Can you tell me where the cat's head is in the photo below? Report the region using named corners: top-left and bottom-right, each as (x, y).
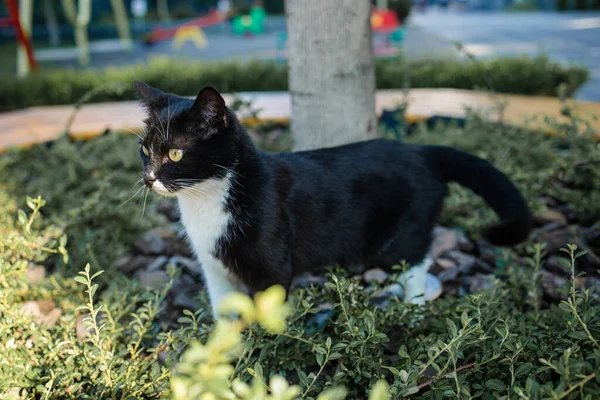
top-left (135, 81), bottom-right (239, 197)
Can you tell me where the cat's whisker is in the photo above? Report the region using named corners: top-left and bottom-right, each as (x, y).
top-left (122, 127), bottom-right (146, 141)
top-left (140, 188), bottom-right (150, 219)
top-left (120, 184), bottom-right (145, 207)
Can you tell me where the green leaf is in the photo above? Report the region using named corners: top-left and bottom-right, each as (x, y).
top-left (314, 346), bottom-right (328, 355)
top-left (486, 379), bottom-right (506, 392)
top-left (73, 276), bottom-right (88, 285)
top-left (17, 209), bottom-right (27, 226)
top-left (461, 311), bottom-right (470, 327)
top-left (515, 363), bottom-right (533, 378)
top-left (447, 318), bottom-right (458, 337)
top-left (90, 270), bottom-right (104, 280)
top-left (568, 331), bottom-right (589, 340)
top-left (26, 196), bottom-right (36, 210)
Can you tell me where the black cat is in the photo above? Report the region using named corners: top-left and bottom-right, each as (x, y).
top-left (135, 81), bottom-right (533, 317)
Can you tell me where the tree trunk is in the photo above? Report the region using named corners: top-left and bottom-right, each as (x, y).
top-left (285, 0), bottom-right (377, 151)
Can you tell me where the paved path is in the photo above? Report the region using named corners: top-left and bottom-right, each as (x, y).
top-left (1, 89), bottom-right (598, 153)
top-left (409, 11), bottom-right (600, 101)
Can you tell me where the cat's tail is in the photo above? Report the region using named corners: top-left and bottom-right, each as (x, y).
top-left (425, 145), bottom-right (533, 246)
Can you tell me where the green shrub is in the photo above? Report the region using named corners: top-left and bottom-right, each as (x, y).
top-left (0, 54), bottom-right (588, 111)
top-left (1, 107), bottom-right (599, 398)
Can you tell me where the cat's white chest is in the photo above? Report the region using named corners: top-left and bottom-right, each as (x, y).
top-left (176, 174), bottom-right (240, 317)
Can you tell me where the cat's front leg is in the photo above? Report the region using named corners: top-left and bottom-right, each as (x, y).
top-left (201, 256), bottom-right (245, 319)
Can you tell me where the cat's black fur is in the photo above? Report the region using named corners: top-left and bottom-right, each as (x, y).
top-left (135, 81), bottom-right (533, 296)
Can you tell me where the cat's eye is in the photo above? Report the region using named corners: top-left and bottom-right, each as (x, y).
top-left (142, 146), bottom-right (149, 157)
top-left (168, 149), bottom-right (183, 162)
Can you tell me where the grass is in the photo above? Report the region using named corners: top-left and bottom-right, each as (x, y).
top-left (0, 106), bottom-right (599, 398)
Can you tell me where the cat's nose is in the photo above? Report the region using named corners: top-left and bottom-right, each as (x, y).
top-left (144, 173), bottom-right (156, 188)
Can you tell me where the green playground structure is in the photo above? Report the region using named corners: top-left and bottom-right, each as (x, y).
top-left (232, 6), bottom-right (266, 36)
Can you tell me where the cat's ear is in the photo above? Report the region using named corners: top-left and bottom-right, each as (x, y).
top-left (190, 86), bottom-right (228, 128)
top-left (134, 81), bottom-right (166, 111)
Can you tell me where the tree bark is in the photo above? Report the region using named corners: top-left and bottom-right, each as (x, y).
top-left (285, 0), bottom-right (377, 151)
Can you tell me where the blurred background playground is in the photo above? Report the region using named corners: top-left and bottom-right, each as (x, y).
top-left (0, 0), bottom-right (409, 76)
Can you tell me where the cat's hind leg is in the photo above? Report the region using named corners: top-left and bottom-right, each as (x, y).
top-left (397, 255), bottom-right (434, 305)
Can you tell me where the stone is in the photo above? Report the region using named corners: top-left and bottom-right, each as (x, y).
top-left (26, 263), bottom-right (46, 284)
top-left (437, 267), bottom-right (459, 283)
top-left (146, 256), bottom-right (168, 272)
top-left (435, 258), bottom-right (457, 270)
top-left (534, 225), bottom-right (581, 254)
top-left (136, 270), bottom-right (171, 290)
top-left (157, 201), bottom-right (180, 222)
top-left (447, 250), bottom-right (494, 274)
top-left (20, 299), bottom-right (62, 328)
top-left (173, 293), bottom-right (199, 310)
top-left (172, 275), bottom-right (197, 292)
top-left (535, 209), bottom-right (567, 226)
top-left (541, 270), bottom-right (568, 301)
top-left (469, 273), bottom-right (495, 293)
top-left (431, 227), bottom-right (459, 258)
top-left (546, 256), bottom-right (571, 276)
top-left (291, 274), bottom-right (326, 289)
top-left (134, 231), bottom-right (167, 255)
top-left (585, 277), bottom-right (600, 297)
top-left (169, 256), bottom-right (203, 279)
top-left (115, 254), bottom-right (154, 275)
top-left (370, 289), bottom-right (393, 308)
top-left (363, 268), bottom-right (388, 284)
top-left (456, 230), bottom-right (475, 253)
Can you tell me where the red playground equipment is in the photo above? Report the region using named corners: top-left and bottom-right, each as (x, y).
top-left (145, 10), bottom-right (226, 44)
top-left (0, 0), bottom-right (38, 71)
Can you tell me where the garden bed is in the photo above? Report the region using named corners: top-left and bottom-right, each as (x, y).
top-left (1, 112), bottom-right (599, 398)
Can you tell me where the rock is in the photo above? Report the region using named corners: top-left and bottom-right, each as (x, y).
top-left (115, 255), bottom-right (155, 275)
top-left (310, 302), bottom-right (335, 329)
top-left (147, 256), bottom-right (168, 272)
top-left (370, 289), bottom-right (394, 308)
top-left (135, 270), bottom-right (171, 290)
top-left (546, 256), bottom-right (571, 276)
top-left (534, 225), bottom-right (581, 254)
top-left (585, 277), bottom-right (600, 297)
top-left (291, 274), bottom-right (327, 289)
top-left (135, 230), bottom-right (168, 255)
top-left (170, 256), bottom-right (204, 280)
top-left (76, 314), bottom-right (90, 340)
top-left (435, 258), bottom-right (457, 270)
top-left (26, 263), bottom-right (46, 284)
top-left (172, 275), bottom-right (197, 292)
top-left (157, 201), bottom-right (180, 222)
top-left (477, 242), bottom-right (497, 266)
top-left (173, 293), bottom-right (199, 311)
top-left (535, 209), bottom-right (567, 226)
top-left (469, 274), bottom-right (495, 293)
top-left (456, 230), bottom-right (475, 253)
top-left (20, 300), bottom-right (62, 328)
top-left (437, 267), bottom-right (459, 283)
top-left (431, 227), bottom-right (459, 258)
top-left (447, 251), bottom-right (494, 274)
top-left (363, 268), bottom-right (388, 284)
top-left (541, 270), bottom-right (568, 301)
